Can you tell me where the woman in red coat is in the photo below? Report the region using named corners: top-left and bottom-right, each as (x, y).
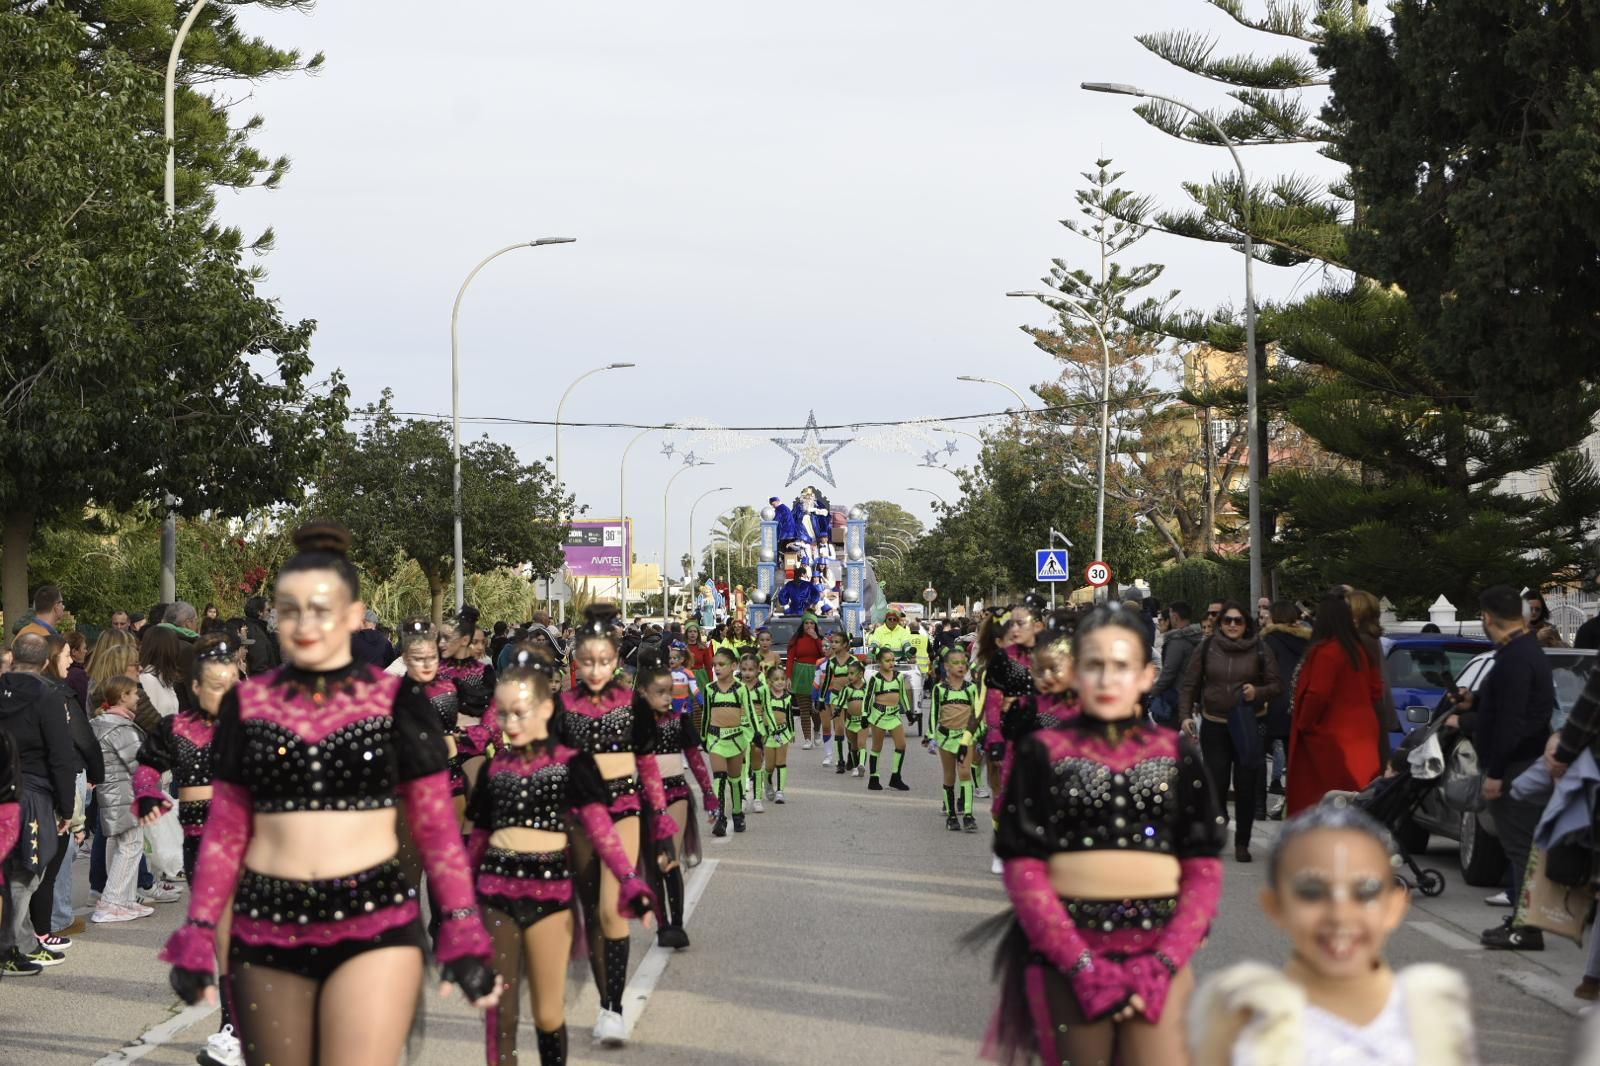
top-left (786, 616), bottom-right (827, 750)
top-left (1287, 590), bottom-right (1386, 816)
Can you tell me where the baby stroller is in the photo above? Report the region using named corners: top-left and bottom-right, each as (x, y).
top-left (1346, 705), bottom-right (1455, 898)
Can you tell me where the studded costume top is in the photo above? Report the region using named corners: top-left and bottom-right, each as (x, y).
top-left (995, 717), bottom-right (1224, 861)
top-left (439, 657), bottom-right (495, 721)
top-left (466, 742), bottom-right (611, 834)
top-left (553, 682), bottom-right (679, 842)
top-left (137, 712), bottom-right (217, 792)
top-left (1001, 692), bottom-right (1080, 744)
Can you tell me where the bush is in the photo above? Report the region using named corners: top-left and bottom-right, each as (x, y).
top-left (1149, 556), bottom-right (1249, 612)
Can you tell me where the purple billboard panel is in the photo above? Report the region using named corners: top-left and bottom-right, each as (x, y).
top-left (563, 519), bottom-right (631, 578)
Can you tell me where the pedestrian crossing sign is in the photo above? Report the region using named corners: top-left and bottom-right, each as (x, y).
top-left (1036, 549), bottom-right (1069, 582)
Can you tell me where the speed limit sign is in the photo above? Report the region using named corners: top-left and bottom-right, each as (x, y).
top-left (1085, 561), bottom-right (1113, 588)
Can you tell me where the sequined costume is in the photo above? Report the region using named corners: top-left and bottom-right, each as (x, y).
top-left (644, 699), bottom-right (718, 945)
top-left (420, 676), bottom-right (466, 795)
top-left (159, 663), bottom-right (494, 1042)
top-left (441, 657), bottom-right (496, 788)
top-left (981, 717), bottom-right (1225, 1064)
top-left (132, 710), bottom-right (217, 879)
top-left (931, 680), bottom-right (980, 822)
top-left (466, 742), bottom-right (653, 1066)
top-left (981, 643), bottom-right (1035, 763)
top-left (551, 681), bottom-right (679, 1026)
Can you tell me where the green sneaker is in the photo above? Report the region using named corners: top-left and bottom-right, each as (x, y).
top-left (1, 951), bottom-right (43, 976)
top-left (24, 945), bottom-right (66, 968)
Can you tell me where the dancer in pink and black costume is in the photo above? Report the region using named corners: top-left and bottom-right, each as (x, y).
top-left (441, 605), bottom-right (496, 802)
top-left (159, 522), bottom-right (499, 1066)
top-left (552, 605), bottom-right (679, 1046)
top-left (469, 648), bottom-right (654, 1063)
top-left (636, 653), bottom-right (719, 950)
top-left (973, 604), bottom-right (1225, 1066)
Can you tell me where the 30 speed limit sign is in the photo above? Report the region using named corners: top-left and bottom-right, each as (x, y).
top-left (1085, 561), bottom-right (1113, 588)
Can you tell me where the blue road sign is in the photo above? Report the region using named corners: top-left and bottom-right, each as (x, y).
top-left (1036, 549), bottom-right (1070, 582)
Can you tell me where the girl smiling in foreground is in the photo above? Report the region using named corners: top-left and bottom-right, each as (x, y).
top-left (1188, 804), bottom-right (1476, 1066)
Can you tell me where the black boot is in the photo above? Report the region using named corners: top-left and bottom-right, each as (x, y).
top-left (602, 936), bottom-right (629, 1013)
top-left (657, 867), bottom-right (690, 949)
top-left (535, 1025), bottom-right (568, 1066)
top-left (732, 813), bottom-right (746, 833)
top-left (889, 774), bottom-right (910, 791)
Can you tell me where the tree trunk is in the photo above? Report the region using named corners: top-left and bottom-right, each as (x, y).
top-left (427, 573), bottom-right (445, 626)
top-left (2, 509), bottom-right (33, 633)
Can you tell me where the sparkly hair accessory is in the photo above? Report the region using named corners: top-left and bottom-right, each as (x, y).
top-left (196, 640), bottom-right (236, 663)
top-left (507, 647), bottom-right (556, 677)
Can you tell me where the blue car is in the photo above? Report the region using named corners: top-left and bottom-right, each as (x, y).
top-left (1382, 633), bottom-right (1493, 748)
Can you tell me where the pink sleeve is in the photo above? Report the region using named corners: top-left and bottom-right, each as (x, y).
top-left (132, 765), bottom-right (173, 816)
top-left (575, 802), bottom-right (652, 919)
top-left (637, 754), bottom-right (681, 841)
top-left (0, 802), bottom-right (18, 878)
top-left (397, 771), bottom-right (491, 964)
top-left (984, 686), bottom-right (1006, 735)
top-left (684, 747), bottom-right (720, 814)
top-left (1126, 856), bottom-right (1224, 1022)
top-left (1003, 857), bottom-right (1131, 1021)
top-left (160, 781), bottom-right (252, 973)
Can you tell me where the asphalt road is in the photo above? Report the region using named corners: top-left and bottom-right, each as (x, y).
top-left (2, 742), bottom-right (1594, 1065)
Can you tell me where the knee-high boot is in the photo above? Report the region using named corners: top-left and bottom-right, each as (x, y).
top-left (535, 1025), bottom-right (568, 1066)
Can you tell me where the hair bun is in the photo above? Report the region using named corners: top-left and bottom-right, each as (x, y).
top-left (458, 605), bottom-right (481, 628)
top-left (582, 604), bottom-right (619, 628)
top-left (293, 520), bottom-right (352, 558)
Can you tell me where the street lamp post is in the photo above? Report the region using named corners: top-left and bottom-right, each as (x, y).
top-left (1083, 80), bottom-right (1262, 608)
top-left (450, 237), bottom-right (576, 611)
top-left (688, 486), bottom-right (733, 622)
top-left (618, 422), bottom-right (676, 622)
top-left (158, 0), bottom-right (212, 601)
top-left (908, 487), bottom-right (948, 507)
top-left (957, 375), bottom-right (1032, 412)
top-left (1007, 290), bottom-right (1111, 591)
top-left (662, 462), bottom-right (713, 622)
top-left (556, 363), bottom-right (636, 498)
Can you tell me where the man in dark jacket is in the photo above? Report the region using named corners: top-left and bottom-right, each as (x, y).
top-left (240, 596), bottom-right (279, 676)
top-left (351, 609), bottom-right (396, 668)
top-left (0, 633), bottom-right (78, 974)
top-left (1472, 584), bottom-right (1555, 951)
top-left (1150, 602), bottom-right (1202, 725)
top-left (1258, 603), bottom-right (1311, 814)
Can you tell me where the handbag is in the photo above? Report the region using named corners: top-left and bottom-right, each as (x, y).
top-left (1227, 696), bottom-right (1265, 766)
top-left (1442, 739), bottom-right (1487, 813)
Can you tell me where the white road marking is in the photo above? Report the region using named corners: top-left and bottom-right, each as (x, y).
top-left (621, 858), bottom-right (719, 1038)
top-left (1407, 919), bottom-right (1483, 952)
top-left (91, 1001), bottom-right (218, 1065)
top-left (1500, 970), bottom-right (1588, 1019)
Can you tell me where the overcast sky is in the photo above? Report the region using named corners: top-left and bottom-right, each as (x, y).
top-left (219, 1), bottom-right (1339, 585)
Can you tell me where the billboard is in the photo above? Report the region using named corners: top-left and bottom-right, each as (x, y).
top-left (564, 519), bottom-right (632, 578)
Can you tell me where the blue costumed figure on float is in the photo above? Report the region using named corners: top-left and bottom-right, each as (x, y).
top-left (776, 567), bottom-right (822, 617)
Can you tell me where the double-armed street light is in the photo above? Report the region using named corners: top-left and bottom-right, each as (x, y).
top-left (449, 238), bottom-right (578, 609)
top-left (1082, 80), bottom-right (1262, 608)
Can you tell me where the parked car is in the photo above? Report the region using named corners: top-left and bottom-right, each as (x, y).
top-left (764, 613), bottom-right (849, 659)
top-left (1405, 645), bottom-right (1598, 885)
top-left (1384, 634), bottom-right (1493, 748)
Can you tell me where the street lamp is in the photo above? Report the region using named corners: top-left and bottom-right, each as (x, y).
top-left (688, 486), bottom-right (733, 618)
top-left (908, 487), bottom-right (948, 507)
top-left (1083, 79), bottom-right (1262, 608)
top-left (1008, 290), bottom-right (1111, 585)
top-left (662, 462), bottom-right (714, 622)
top-left (451, 237), bottom-right (577, 610)
top-left (618, 422), bottom-right (677, 622)
top-left (159, 0), bottom-right (212, 600)
top-left (555, 363), bottom-right (635, 499)
top-left (957, 375), bottom-right (1033, 412)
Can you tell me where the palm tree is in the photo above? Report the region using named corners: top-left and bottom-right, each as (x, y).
top-left (708, 505), bottom-right (762, 565)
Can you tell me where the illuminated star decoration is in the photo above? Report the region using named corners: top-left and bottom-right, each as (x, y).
top-left (944, 439), bottom-right (960, 456)
top-left (660, 442), bottom-right (676, 459)
top-left (681, 451), bottom-right (698, 466)
top-left (772, 410), bottom-right (851, 488)
top-left (922, 449), bottom-right (940, 466)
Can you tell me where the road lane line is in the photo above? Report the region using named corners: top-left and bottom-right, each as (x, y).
top-left (1500, 970), bottom-right (1587, 1019)
top-left (1407, 920), bottom-right (1483, 952)
top-left (92, 1001), bottom-right (218, 1065)
top-left (621, 858), bottom-right (718, 1038)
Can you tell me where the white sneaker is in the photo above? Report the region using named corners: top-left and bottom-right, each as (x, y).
top-left (743, 780), bottom-right (753, 801)
top-left (975, 786), bottom-right (992, 799)
top-left (774, 790), bottom-right (786, 804)
top-left (1484, 891), bottom-right (1512, 908)
top-left (854, 765), bottom-right (864, 778)
top-left (822, 749), bottom-right (834, 766)
top-left (594, 1008), bottom-right (626, 1047)
top-left (764, 785), bottom-right (776, 802)
top-left (752, 796), bottom-right (766, 813)
top-left (91, 905), bottom-right (139, 924)
top-left (990, 856), bottom-right (1003, 876)
top-left (801, 740), bottom-right (814, 750)
top-left (199, 1025), bottom-right (244, 1066)
top-left (139, 883), bottom-right (181, 905)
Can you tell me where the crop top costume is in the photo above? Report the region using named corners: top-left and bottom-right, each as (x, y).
top-left (994, 691), bottom-right (1082, 800)
top-left (132, 712), bottom-right (218, 878)
top-left (700, 681), bottom-right (756, 758)
top-left (982, 644), bottom-right (1035, 762)
top-left (980, 716), bottom-right (1225, 1062)
top-left (416, 676), bottom-right (469, 794)
top-left (758, 692), bottom-right (797, 746)
top-left (862, 672), bottom-right (910, 729)
top-left (440, 658), bottom-right (494, 789)
top-left (931, 681), bottom-right (980, 756)
top-left (551, 681), bottom-right (680, 847)
top-left (465, 743), bottom-right (654, 929)
top-left (158, 663), bottom-right (495, 998)
top-left (819, 656), bottom-right (857, 707)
